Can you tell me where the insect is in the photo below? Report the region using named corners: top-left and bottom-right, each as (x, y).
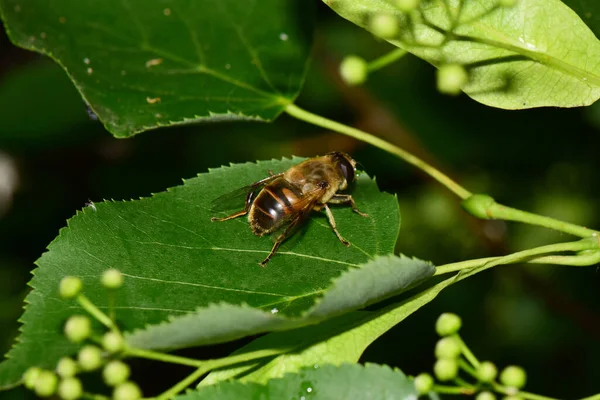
top-left (211, 152), bottom-right (368, 266)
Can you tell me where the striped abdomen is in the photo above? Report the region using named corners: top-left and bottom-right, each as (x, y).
top-left (248, 178), bottom-right (303, 236)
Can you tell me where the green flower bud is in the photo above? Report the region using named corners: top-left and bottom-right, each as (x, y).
top-left (58, 377), bottom-right (83, 400)
top-left (102, 331), bottom-right (125, 353)
top-left (476, 391), bottom-right (497, 400)
top-left (23, 366), bottom-right (42, 389)
top-left (34, 370), bottom-right (58, 397)
top-left (339, 56), bottom-right (368, 86)
top-left (113, 381), bottom-right (142, 400)
top-left (59, 277), bottom-right (82, 299)
top-left (56, 357), bottom-right (78, 378)
top-left (498, 0), bottom-right (518, 7)
top-left (461, 194), bottom-right (495, 220)
top-left (64, 315), bottom-right (91, 343)
top-left (101, 269), bottom-right (124, 289)
top-left (103, 360), bottom-right (131, 387)
top-left (369, 14), bottom-right (399, 38)
top-left (435, 313), bottom-right (462, 336)
top-left (435, 336), bottom-right (461, 359)
top-left (500, 365), bottom-right (527, 389)
top-left (436, 64), bottom-right (468, 95)
top-left (477, 361), bottom-right (498, 383)
top-left (414, 373), bottom-right (434, 394)
top-left (434, 358), bottom-right (458, 381)
top-left (395, 0), bottom-right (419, 13)
top-left (77, 345), bottom-right (103, 371)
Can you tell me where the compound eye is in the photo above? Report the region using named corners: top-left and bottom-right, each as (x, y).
top-left (338, 156), bottom-right (356, 183)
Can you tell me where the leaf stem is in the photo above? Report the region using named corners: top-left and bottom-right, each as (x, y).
top-left (367, 48), bottom-right (408, 73)
top-left (123, 347), bottom-right (203, 367)
top-left (578, 394), bottom-right (600, 400)
top-left (434, 238), bottom-right (600, 276)
top-left (284, 103), bottom-right (471, 199)
top-left (77, 295), bottom-right (118, 331)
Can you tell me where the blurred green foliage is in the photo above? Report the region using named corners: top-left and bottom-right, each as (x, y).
top-left (0, 3), bottom-right (599, 398)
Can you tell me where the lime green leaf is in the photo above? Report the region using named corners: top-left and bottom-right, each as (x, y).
top-left (202, 274), bottom-right (455, 385)
top-left (0, 0), bottom-right (314, 137)
top-left (325, 0), bottom-right (600, 109)
top-left (184, 363), bottom-right (417, 400)
top-left (125, 255), bottom-right (433, 350)
top-left (0, 157), bottom-right (408, 388)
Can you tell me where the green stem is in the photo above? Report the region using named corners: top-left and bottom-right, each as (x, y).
top-left (367, 48), bottom-right (407, 73)
top-left (457, 358), bottom-right (478, 379)
top-left (123, 347), bottom-right (204, 367)
top-left (77, 295), bottom-right (118, 331)
top-left (458, 239), bottom-right (598, 281)
top-left (455, 335), bottom-right (479, 368)
top-left (492, 383), bottom-right (560, 400)
top-left (152, 348), bottom-right (284, 400)
top-left (464, 195), bottom-right (600, 238)
top-left (432, 384), bottom-right (475, 395)
top-left (284, 104), bottom-right (471, 199)
top-left (435, 238), bottom-right (599, 276)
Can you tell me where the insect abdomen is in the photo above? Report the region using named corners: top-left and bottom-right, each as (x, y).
top-left (249, 179), bottom-right (301, 235)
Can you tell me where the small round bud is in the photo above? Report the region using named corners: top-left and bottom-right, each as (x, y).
top-left (476, 391), bottom-right (497, 400)
top-left (414, 373), bottom-right (434, 394)
top-left (436, 64), bottom-right (469, 95)
top-left (58, 377), bottom-right (83, 400)
top-left (64, 315), bottom-right (91, 343)
top-left (102, 331), bottom-right (125, 353)
top-left (56, 357), bottom-right (78, 378)
top-left (498, 0), bottom-right (518, 7)
top-left (103, 360), bottom-right (131, 387)
top-left (34, 370), bottom-right (58, 397)
top-left (461, 194), bottom-right (495, 220)
top-left (434, 358), bottom-right (458, 381)
top-left (395, 0), bottom-right (419, 12)
top-left (435, 313), bottom-right (462, 336)
top-left (339, 56), bottom-right (368, 86)
top-left (113, 381), bottom-right (142, 400)
top-left (500, 365), bottom-right (527, 389)
top-left (369, 14), bottom-right (399, 39)
top-left (101, 269), bottom-right (124, 289)
top-left (77, 345), bottom-right (103, 371)
top-left (23, 366), bottom-right (42, 389)
top-left (477, 361), bottom-right (498, 383)
top-left (59, 277), bottom-right (82, 299)
top-left (435, 336), bottom-right (461, 359)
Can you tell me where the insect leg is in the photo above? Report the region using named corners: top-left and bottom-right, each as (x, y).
top-left (260, 215), bottom-right (302, 267)
top-left (322, 204), bottom-right (350, 246)
top-left (328, 194), bottom-right (369, 217)
top-left (211, 190), bottom-right (255, 222)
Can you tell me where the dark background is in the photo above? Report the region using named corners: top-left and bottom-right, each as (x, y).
top-left (1, 3), bottom-right (599, 398)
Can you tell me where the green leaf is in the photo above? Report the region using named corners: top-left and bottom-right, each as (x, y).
top-left (0, 157), bottom-right (411, 388)
top-left (325, 0), bottom-right (600, 109)
top-left (125, 255), bottom-right (434, 350)
top-left (184, 363), bottom-right (418, 400)
top-left (0, 0), bottom-right (314, 137)
top-left (201, 274), bottom-right (456, 386)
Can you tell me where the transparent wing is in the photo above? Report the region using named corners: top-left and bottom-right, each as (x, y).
top-left (210, 173), bottom-right (283, 213)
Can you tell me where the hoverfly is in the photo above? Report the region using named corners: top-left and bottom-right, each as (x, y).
top-left (211, 152), bottom-right (368, 266)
